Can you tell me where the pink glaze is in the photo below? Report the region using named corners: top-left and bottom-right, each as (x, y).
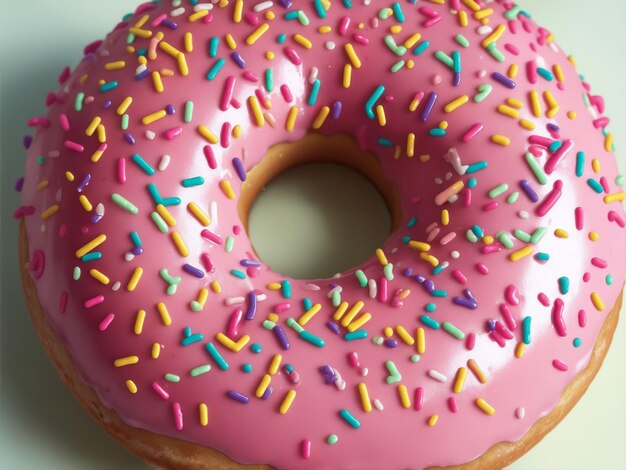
top-left (18, 1), bottom-right (625, 469)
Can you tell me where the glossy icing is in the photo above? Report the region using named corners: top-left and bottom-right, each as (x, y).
top-left (17, 0), bottom-right (626, 469)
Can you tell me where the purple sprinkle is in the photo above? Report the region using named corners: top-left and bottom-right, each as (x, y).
top-left (403, 267), bottom-right (413, 277)
top-left (135, 69), bottom-right (150, 81)
top-left (547, 123), bottom-right (560, 132)
top-left (240, 259), bottom-right (261, 268)
top-left (103, 100), bottom-right (112, 109)
top-left (261, 386), bottom-right (273, 400)
top-left (326, 321), bottom-right (341, 335)
top-left (91, 214), bottom-right (103, 224)
top-left (421, 92), bottom-right (437, 122)
top-left (278, 0), bottom-right (292, 8)
top-left (77, 174), bottom-right (91, 193)
top-left (453, 72), bottom-right (461, 87)
top-left (245, 291), bottom-right (257, 320)
top-left (165, 104), bottom-right (176, 115)
top-left (23, 136), bottom-right (33, 149)
top-left (226, 390), bottom-right (249, 404)
top-left (331, 100), bottom-right (342, 120)
top-left (274, 326), bottom-right (290, 350)
top-left (131, 247), bottom-right (143, 256)
top-left (491, 72), bottom-right (516, 89)
top-left (384, 339), bottom-right (398, 348)
top-left (423, 279), bottom-right (435, 293)
top-left (123, 132), bottom-right (136, 145)
top-left (231, 51), bottom-right (246, 69)
top-left (14, 177), bottom-right (24, 192)
top-left (519, 179), bottom-right (539, 202)
top-left (161, 19), bottom-right (178, 30)
top-left (453, 289), bottom-right (478, 309)
top-left (183, 263), bottom-right (205, 278)
top-left (232, 157), bottom-right (247, 181)
top-left (414, 275), bottom-right (426, 283)
top-left (320, 365), bottom-right (337, 384)
top-left (487, 319), bottom-right (496, 332)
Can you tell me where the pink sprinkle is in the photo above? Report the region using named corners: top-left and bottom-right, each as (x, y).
top-left (347, 352), bottom-right (360, 369)
top-left (283, 47), bottom-right (302, 66)
top-left (172, 402), bottom-right (183, 431)
top-left (84, 295), bottom-right (104, 309)
top-left (64, 140), bottom-right (84, 152)
top-left (608, 210), bottom-right (625, 228)
top-left (200, 253), bottom-right (215, 273)
top-left (508, 20), bottom-right (518, 35)
top-left (203, 145), bottom-right (217, 169)
top-left (45, 92), bottom-right (58, 107)
top-left (59, 291), bottom-right (69, 314)
top-left (551, 298), bottom-right (567, 337)
top-left (27, 117), bottom-right (51, 128)
top-left (227, 309), bottom-right (243, 338)
top-left (495, 321), bottom-right (514, 340)
top-left (526, 60), bottom-right (538, 84)
top-left (220, 76), bottom-right (236, 111)
top-left (578, 309), bottom-right (587, 328)
top-left (338, 16), bottom-right (350, 36)
top-left (201, 229), bottom-right (223, 245)
top-left (447, 397), bottom-right (458, 413)
top-left (504, 285), bottom-right (520, 306)
top-left (378, 276), bottom-right (388, 302)
top-left (242, 71), bottom-right (259, 82)
top-left (463, 188), bottom-right (472, 206)
top-left (528, 135), bottom-right (553, 147)
top-left (499, 303), bottom-right (517, 330)
top-left (465, 333), bottom-right (476, 351)
top-left (599, 176), bottom-right (610, 193)
top-left (481, 245), bottom-right (501, 255)
top-left (451, 269), bottom-right (468, 285)
top-left (417, 6), bottom-right (438, 18)
top-left (414, 387), bottom-right (424, 411)
top-left (59, 114), bottom-right (70, 131)
top-left (489, 331), bottom-right (506, 347)
top-left (588, 94), bottom-right (605, 114)
top-left (275, 303), bottom-right (291, 313)
top-left (220, 122), bottom-right (231, 148)
top-left (353, 34), bottom-right (369, 45)
top-left (440, 232), bottom-right (456, 245)
top-left (593, 117), bottom-right (610, 129)
top-left (152, 382), bottom-right (170, 400)
top-left (98, 313), bottom-right (115, 331)
top-left (482, 201), bottom-right (499, 211)
top-left (544, 139), bottom-right (574, 174)
top-left (423, 16), bottom-right (442, 27)
top-left (504, 43), bottom-right (520, 55)
top-left (575, 207), bottom-right (584, 230)
top-left (476, 263), bottom-right (489, 275)
top-left (591, 257), bottom-right (608, 269)
top-left (462, 123), bottom-right (484, 142)
top-left (58, 66), bottom-right (71, 84)
top-left (244, 12), bottom-right (260, 26)
top-left (535, 180), bottom-right (563, 216)
top-left (552, 359), bottom-right (568, 372)
top-left (165, 126), bottom-right (183, 140)
top-left (450, 0), bottom-right (461, 10)
top-left (280, 84), bottom-right (293, 103)
top-left (301, 439), bottom-right (312, 459)
top-left (582, 272), bottom-right (591, 282)
top-left (255, 88), bottom-right (271, 109)
top-left (202, 13), bottom-right (213, 24)
top-left (151, 13), bottom-right (167, 27)
top-left (117, 157), bottom-right (127, 184)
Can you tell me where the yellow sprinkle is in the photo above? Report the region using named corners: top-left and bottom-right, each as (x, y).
top-left (157, 302), bottom-right (172, 326)
top-left (439, 120), bottom-right (449, 130)
top-left (96, 124), bottom-right (106, 143)
top-left (344, 43), bottom-right (361, 68)
top-left (36, 180), bottom-right (49, 191)
top-left (184, 32), bottom-right (193, 52)
top-left (553, 64), bottom-right (565, 82)
top-left (483, 235), bottom-right (494, 245)
top-left (544, 90), bottom-right (558, 111)
top-left (444, 95), bottom-right (469, 113)
top-left (375, 104), bottom-right (386, 126)
top-left (358, 383), bottom-right (372, 413)
top-left (220, 180), bottom-right (236, 199)
top-left (605, 133), bottom-right (614, 152)
top-left (268, 313), bottom-right (279, 322)
top-left (341, 301), bottom-right (364, 327)
top-left (482, 23), bottom-right (505, 47)
top-left (347, 312), bottom-right (372, 332)
top-left (475, 7), bottom-right (494, 20)
top-left (279, 389), bottom-right (297, 414)
top-left (199, 403), bottom-right (208, 426)
top-left (333, 301), bottom-right (349, 321)
top-left (467, 359), bottom-right (487, 383)
top-left (312, 106), bottom-right (330, 129)
top-left (389, 25), bottom-right (402, 34)
top-left (476, 398), bottom-right (495, 415)
top-left (375, 248), bottom-right (389, 266)
top-left (134, 309), bottom-right (146, 335)
top-left (134, 14), bottom-right (149, 28)
top-left (529, 90), bottom-right (542, 117)
top-left (398, 384), bottom-right (411, 409)
top-left (285, 106), bottom-right (299, 131)
top-left (85, 116), bottom-right (101, 136)
top-left (409, 240), bottom-right (431, 251)
top-left (151, 71), bottom-right (164, 93)
top-left (403, 32), bottom-right (422, 49)
top-left (406, 60), bottom-right (414, 69)
top-left (554, 229), bottom-right (569, 239)
top-left (396, 325), bottom-right (415, 346)
top-left (265, 51), bottom-right (275, 60)
top-left (187, 202), bottom-right (210, 226)
top-left (507, 64), bottom-right (519, 79)
top-left (189, 10), bottom-right (209, 22)
top-left (217, 333), bottom-right (251, 352)
top-left (232, 125), bottom-right (243, 138)
top-left (458, 9), bottom-right (468, 27)
top-left (126, 380), bottom-right (138, 394)
top-left (256, 374), bottom-right (272, 398)
top-left (383, 326), bottom-right (394, 338)
top-left (127, 267), bottom-right (144, 292)
top-left (129, 27), bottom-right (152, 38)
top-left (170, 231), bottom-right (189, 257)
top-left (453, 367), bottom-right (467, 393)
top-left (104, 60), bottom-right (126, 71)
top-left (592, 158), bottom-right (601, 173)
top-left (79, 194), bottom-right (93, 212)
top-left (342, 63), bottom-right (352, 88)
top-left (428, 415), bottom-right (439, 427)
top-left (568, 111), bottom-right (577, 119)
top-left (267, 282), bottom-right (282, 291)
top-left (211, 281), bottom-right (222, 293)
top-left (91, 146), bottom-right (106, 162)
top-left (225, 33), bottom-right (237, 50)
top-left (248, 96), bottom-right (265, 126)
top-left (435, 180), bottom-right (464, 205)
top-left (441, 209), bottom-right (450, 226)
top-left (117, 97), bottom-right (133, 116)
top-left (416, 327), bottom-right (426, 354)
top-left (515, 341), bottom-right (525, 359)
top-left (591, 292), bottom-right (605, 311)
top-left (246, 23), bottom-right (270, 45)
top-left (419, 252), bottom-right (439, 267)
top-left (604, 192), bottom-right (626, 204)
top-left (509, 245), bottom-right (533, 261)
top-left (177, 53), bottom-right (189, 76)
top-left (298, 303), bottom-right (322, 326)
top-left (491, 135), bottom-right (510, 146)
top-left (197, 125), bottom-right (219, 144)
top-left (151, 343), bottom-right (161, 359)
top-left (506, 98), bottom-right (523, 109)
top-left (233, 0), bottom-right (243, 22)
top-left (156, 204), bottom-right (176, 227)
top-left (65, 172), bottom-right (75, 182)
top-left (197, 288), bottom-right (209, 308)
top-left (268, 354), bottom-right (283, 376)
top-left (114, 356), bottom-right (139, 367)
top-left (75, 234), bottom-right (106, 258)
top-left (142, 109), bottom-right (167, 125)
top-left (294, 33), bottom-right (312, 49)
top-left (89, 269), bottom-right (110, 285)
top-left (407, 132), bottom-right (415, 157)
top-left (497, 104), bottom-right (519, 119)
top-left (519, 119), bottom-right (535, 130)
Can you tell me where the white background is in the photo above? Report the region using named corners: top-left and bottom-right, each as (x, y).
top-left (1, 1), bottom-right (625, 469)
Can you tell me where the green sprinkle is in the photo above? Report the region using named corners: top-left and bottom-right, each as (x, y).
top-left (530, 227), bottom-right (547, 244)
top-left (151, 212), bottom-right (169, 233)
top-left (372, 336), bottom-right (384, 345)
top-left (190, 364), bottom-right (212, 376)
top-left (164, 373), bottom-right (180, 383)
top-left (181, 176), bottom-right (205, 187)
top-left (326, 434), bottom-right (339, 445)
top-left (385, 360), bottom-right (402, 383)
top-left (455, 34), bottom-right (470, 48)
top-left (507, 191), bottom-right (520, 204)
top-left (522, 316), bottom-right (531, 344)
top-left (131, 153), bottom-right (156, 176)
top-left (262, 320), bottom-right (276, 330)
top-left (434, 50), bottom-right (454, 68)
top-left (286, 317), bottom-right (304, 333)
top-left (383, 263), bottom-right (394, 281)
top-left (410, 354), bottom-right (421, 363)
top-left (513, 229), bottom-right (531, 243)
top-left (616, 174), bottom-right (624, 186)
top-left (339, 409), bottom-right (361, 429)
top-left (525, 152), bottom-right (548, 184)
top-left (355, 269), bottom-right (368, 287)
top-left (297, 10), bottom-right (310, 26)
top-left (558, 276), bottom-right (570, 294)
top-left (225, 236), bottom-right (235, 253)
top-left (207, 58), bottom-right (226, 80)
top-left (489, 183), bottom-right (509, 198)
top-left (391, 60), bottom-right (405, 73)
top-left (466, 230), bottom-right (478, 243)
top-left (378, 7), bottom-right (393, 20)
top-left (74, 92), bottom-right (85, 112)
top-left (473, 84), bottom-right (492, 103)
top-left (331, 290), bottom-right (341, 307)
top-left (504, 5), bottom-right (522, 19)
top-left (184, 101), bottom-right (194, 123)
top-left (265, 68), bottom-right (273, 92)
top-left (419, 315), bottom-right (440, 329)
top-left (497, 232), bottom-right (514, 249)
top-left (111, 193), bottom-right (139, 214)
top-left (442, 321), bottom-right (465, 340)
top-left (486, 42), bottom-right (505, 62)
top-left (121, 114), bottom-right (130, 130)
top-left (205, 342), bottom-right (229, 370)
top-left (231, 269), bottom-right (246, 279)
top-left (73, 267), bottom-right (81, 280)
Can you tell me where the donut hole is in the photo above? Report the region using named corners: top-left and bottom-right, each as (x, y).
top-left (240, 133), bottom-right (400, 279)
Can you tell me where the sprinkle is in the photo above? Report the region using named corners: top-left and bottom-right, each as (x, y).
top-left (467, 359), bottom-right (487, 383)
top-left (339, 409), bottom-right (361, 429)
top-left (279, 389), bottom-right (297, 414)
top-left (205, 342), bottom-right (229, 370)
top-left (358, 383), bottom-right (372, 413)
top-left (114, 356), bottom-right (139, 367)
top-left (475, 398), bottom-right (495, 415)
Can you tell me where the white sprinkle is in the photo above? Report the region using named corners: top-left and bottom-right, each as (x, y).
top-left (327, 286), bottom-right (342, 297)
top-left (225, 296), bottom-right (245, 306)
top-left (253, 1), bottom-right (273, 12)
top-left (373, 399), bottom-right (384, 411)
top-left (516, 407), bottom-right (525, 419)
top-left (477, 25), bottom-right (493, 35)
top-left (112, 281), bottom-right (121, 291)
top-left (324, 41), bottom-right (336, 51)
top-left (303, 283), bottom-right (321, 291)
top-left (368, 279), bottom-right (377, 299)
top-left (450, 250), bottom-right (460, 259)
top-left (518, 210), bottom-right (530, 219)
top-left (360, 367), bottom-right (369, 377)
top-left (159, 155), bottom-right (171, 171)
top-left (95, 203), bottom-right (105, 216)
top-left (145, 130), bottom-right (156, 140)
top-left (428, 369), bottom-right (447, 383)
top-left (170, 7), bottom-right (186, 17)
top-left (193, 3), bottom-right (214, 11)
top-left (309, 67), bottom-right (318, 85)
top-left (124, 253), bottom-right (135, 262)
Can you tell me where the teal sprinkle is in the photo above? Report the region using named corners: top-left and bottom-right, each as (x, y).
top-left (429, 128), bottom-right (446, 137)
top-left (300, 330), bottom-right (325, 347)
top-left (265, 68), bottom-right (273, 92)
top-left (205, 342), bottom-right (229, 370)
top-left (471, 225), bottom-right (484, 237)
top-left (225, 236), bottom-right (235, 253)
top-left (425, 303), bottom-right (437, 312)
top-left (131, 153), bottom-right (155, 175)
top-left (522, 316), bottom-right (531, 344)
top-left (549, 140), bottom-right (562, 152)
top-left (303, 297), bottom-right (313, 311)
top-left (151, 212), bottom-right (169, 233)
top-left (513, 229), bottom-right (531, 243)
top-left (392, 2), bottom-right (405, 22)
top-left (339, 409), bottom-right (361, 429)
top-left (558, 276), bottom-right (570, 294)
top-left (130, 231), bottom-right (142, 247)
top-left (209, 37), bottom-right (219, 58)
top-left (575, 151), bottom-right (585, 177)
top-left (442, 321), bottom-right (465, 340)
top-left (181, 176), bottom-right (205, 187)
top-left (81, 252), bottom-right (102, 262)
top-left (282, 280), bottom-right (292, 299)
top-left (488, 183), bottom-right (509, 198)
top-left (308, 79), bottom-right (321, 106)
top-left (343, 0), bottom-right (352, 7)
top-left (250, 342), bottom-right (262, 353)
top-left (136, 48), bottom-right (147, 57)
top-left (434, 50), bottom-right (453, 68)
top-left (587, 178), bottom-right (604, 193)
top-left (207, 58), bottom-right (226, 80)
top-left (536, 252), bottom-right (550, 261)
top-left (467, 177), bottom-right (477, 188)
top-left (432, 290), bottom-right (447, 298)
top-left (147, 183), bottom-right (162, 204)
top-left (466, 161), bottom-right (488, 174)
top-left (262, 320), bottom-right (276, 330)
top-left (184, 101), bottom-right (194, 123)
top-left (530, 227), bottom-right (547, 244)
top-left (466, 230), bottom-right (478, 243)
top-left (537, 67), bottom-right (554, 81)
top-left (413, 41), bottom-right (430, 55)
top-left (242, 364), bottom-right (253, 373)
top-left (277, 33), bottom-right (287, 43)
top-left (75, 92), bottom-right (85, 112)
top-left (355, 270), bottom-right (368, 287)
top-left (378, 138), bottom-right (394, 147)
top-left (419, 315), bottom-right (440, 329)
top-left (73, 267), bottom-right (81, 280)
top-left (452, 50), bottom-right (461, 73)
top-left (402, 236), bottom-right (411, 244)
top-left (284, 11), bottom-right (299, 20)
top-left (573, 338), bottom-right (582, 348)
top-left (181, 334), bottom-right (203, 346)
top-left (432, 264), bottom-right (446, 275)
top-left (121, 114), bottom-right (129, 130)
top-left (284, 364), bottom-right (295, 374)
top-left (313, 0), bottom-right (327, 18)
top-left (99, 81), bottom-right (118, 92)
top-left (455, 34), bottom-right (470, 48)
top-left (407, 217), bottom-right (417, 228)
top-left (365, 85), bottom-right (385, 119)
top-left (190, 364), bottom-right (212, 376)
top-left (507, 192), bottom-right (520, 204)
top-left (164, 373), bottom-right (180, 383)
top-left (231, 269), bottom-right (246, 279)
top-left (332, 290), bottom-right (341, 307)
top-left (606, 274), bottom-right (613, 285)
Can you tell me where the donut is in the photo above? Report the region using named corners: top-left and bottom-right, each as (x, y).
top-left (16, 0), bottom-right (626, 469)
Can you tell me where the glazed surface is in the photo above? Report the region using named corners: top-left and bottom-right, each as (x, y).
top-left (18, 1), bottom-right (625, 469)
